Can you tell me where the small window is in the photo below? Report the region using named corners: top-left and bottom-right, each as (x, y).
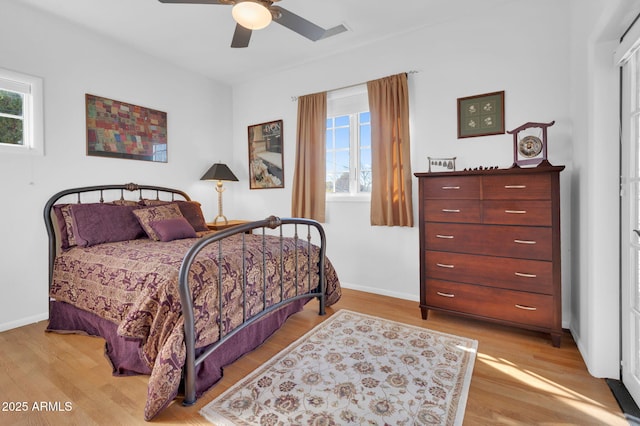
top-left (325, 85), bottom-right (371, 197)
top-left (0, 68), bottom-right (44, 155)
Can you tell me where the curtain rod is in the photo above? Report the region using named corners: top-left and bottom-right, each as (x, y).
top-left (290, 70), bottom-right (419, 102)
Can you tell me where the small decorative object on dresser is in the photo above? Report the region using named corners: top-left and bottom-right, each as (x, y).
top-left (415, 165), bottom-right (564, 347)
top-left (508, 121), bottom-right (555, 168)
top-left (428, 156), bottom-right (456, 172)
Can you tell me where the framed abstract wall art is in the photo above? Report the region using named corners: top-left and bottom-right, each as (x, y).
top-left (247, 119), bottom-right (284, 189)
top-left (457, 91), bottom-right (505, 138)
top-left (86, 94), bottom-right (167, 162)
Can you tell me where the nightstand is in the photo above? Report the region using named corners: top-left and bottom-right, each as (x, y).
top-left (207, 220), bottom-right (249, 231)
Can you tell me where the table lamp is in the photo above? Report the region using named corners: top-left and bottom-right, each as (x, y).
top-left (200, 163), bottom-right (239, 225)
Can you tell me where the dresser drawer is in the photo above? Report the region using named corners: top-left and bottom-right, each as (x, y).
top-left (425, 223), bottom-right (486, 253)
top-left (425, 251), bottom-right (553, 294)
top-left (483, 200), bottom-right (552, 226)
top-left (425, 279), bottom-right (554, 328)
top-left (425, 223), bottom-right (552, 260)
top-left (424, 200), bottom-right (481, 223)
top-left (483, 174), bottom-right (551, 200)
top-left (423, 176), bottom-right (480, 199)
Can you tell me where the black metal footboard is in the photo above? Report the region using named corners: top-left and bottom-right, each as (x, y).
top-left (178, 215), bottom-right (327, 406)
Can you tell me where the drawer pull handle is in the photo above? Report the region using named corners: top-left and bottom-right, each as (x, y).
top-left (505, 210), bottom-right (527, 214)
top-left (504, 185), bottom-right (527, 189)
top-left (514, 239), bottom-right (536, 245)
top-left (515, 304), bottom-right (537, 311)
top-left (436, 263), bottom-right (455, 268)
top-left (441, 186), bottom-right (460, 190)
top-left (436, 234), bottom-right (454, 239)
top-left (437, 291), bottom-right (455, 298)
top-left (441, 209), bottom-right (461, 213)
top-left (515, 272), bottom-right (537, 278)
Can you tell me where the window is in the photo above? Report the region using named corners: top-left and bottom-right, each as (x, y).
top-left (325, 85), bottom-right (370, 196)
top-left (0, 68), bottom-right (43, 155)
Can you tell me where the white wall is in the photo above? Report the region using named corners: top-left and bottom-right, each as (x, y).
top-left (231, 1), bottom-right (574, 313)
top-left (0, 2), bottom-right (232, 331)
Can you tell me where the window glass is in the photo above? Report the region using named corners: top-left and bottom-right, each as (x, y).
top-left (326, 85), bottom-right (370, 196)
top-left (335, 115), bottom-right (350, 127)
top-left (0, 68), bottom-right (44, 155)
top-left (0, 90), bottom-right (24, 145)
top-left (335, 126), bottom-right (350, 149)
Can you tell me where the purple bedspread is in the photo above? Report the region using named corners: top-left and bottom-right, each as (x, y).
top-left (48, 233), bottom-right (341, 420)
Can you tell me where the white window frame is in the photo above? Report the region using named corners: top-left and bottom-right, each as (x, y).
top-left (326, 84), bottom-right (371, 202)
top-left (0, 68), bottom-right (44, 155)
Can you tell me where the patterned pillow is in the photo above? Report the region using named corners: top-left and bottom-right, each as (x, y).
top-left (141, 199), bottom-right (168, 206)
top-left (133, 203), bottom-right (184, 241)
top-left (141, 199), bottom-right (209, 232)
top-left (52, 204), bottom-right (75, 250)
top-left (110, 199), bottom-right (141, 206)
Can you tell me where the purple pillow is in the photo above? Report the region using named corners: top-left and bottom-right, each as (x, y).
top-left (70, 203), bottom-right (145, 247)
top-left (149, 217), bottom-right (197, 242)
top-left (175, 201), bottom-right (209, 232)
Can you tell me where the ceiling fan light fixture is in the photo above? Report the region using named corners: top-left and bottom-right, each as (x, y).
top-left (232, 1), bottom-right (272, 30)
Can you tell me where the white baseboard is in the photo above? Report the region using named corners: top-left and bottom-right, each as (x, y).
top-left (340, 282), bottom-right (419, 302)
top-left (0, 312), bottom-right (48, 333)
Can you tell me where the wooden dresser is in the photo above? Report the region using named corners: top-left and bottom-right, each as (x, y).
top-left (415, 166), bottom-right (564, 346)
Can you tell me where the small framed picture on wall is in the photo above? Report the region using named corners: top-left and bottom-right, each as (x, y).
top-left (457, 91), bottom-right (505, 138)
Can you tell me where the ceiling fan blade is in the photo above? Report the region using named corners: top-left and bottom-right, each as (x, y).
top-left (158, 0), bottom-right (226, 4)
top-left (319, 24), bottom-right (348, 40)
top-left (231, 24), bottom-right (252, 48)
top-left (270, 6), bottom-right (325, 41)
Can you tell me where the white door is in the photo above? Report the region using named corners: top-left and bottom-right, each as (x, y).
top-left (621, 44), bottom-right (640, 404)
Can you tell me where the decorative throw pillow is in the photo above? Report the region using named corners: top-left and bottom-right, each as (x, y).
top-left (70, 203), bottom-right (145, 247)
top-left (110, 199), bottom-right (141, 206)
top-left (175, 201), bottom-right (209, 232)
top-left (61, 204), bottom-right (78, 248)
top-left (149, 217), bottom-right (197, 242)
top-left (52, 204), bottom-right (74, 249)
top-left (140, 199), bottom-right (167, 206)
top-left (133, 203), bottom-right (184, 241)
top-left (140, 199), bottom-right (209, 232)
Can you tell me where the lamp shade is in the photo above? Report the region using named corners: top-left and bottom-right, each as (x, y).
top-left (200, 163), bottom-right (239, 182)
top-left (232, 1), bottom-right (272, 30)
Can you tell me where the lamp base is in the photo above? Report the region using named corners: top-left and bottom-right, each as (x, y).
top-left (211, 214), bottom-right (228, 226)
top-left (212, 181), bottom-right (228, 226)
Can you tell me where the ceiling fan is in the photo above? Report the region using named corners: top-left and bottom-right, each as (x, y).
top-left (158, 0), bottom-right (347, 48)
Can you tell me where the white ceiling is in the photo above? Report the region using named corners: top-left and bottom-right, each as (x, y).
top-left (19, 0), bottom-right (510, 85)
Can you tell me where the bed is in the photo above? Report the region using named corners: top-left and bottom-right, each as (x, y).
top-left (43, 183), bottom-right (341, 420)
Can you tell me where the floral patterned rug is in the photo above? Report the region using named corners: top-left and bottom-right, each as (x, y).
top-left (200, 309), bottom-right (477, 426)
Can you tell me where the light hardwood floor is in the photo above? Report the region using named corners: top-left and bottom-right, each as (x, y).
top-left (0, 288), bottom-right (627, 425)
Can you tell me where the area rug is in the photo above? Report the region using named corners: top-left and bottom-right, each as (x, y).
top-left (200, 309), bottom-right (478, 426)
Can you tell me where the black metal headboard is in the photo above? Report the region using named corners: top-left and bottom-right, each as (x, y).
top-left (43, 183), bottom-right (191, 287)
